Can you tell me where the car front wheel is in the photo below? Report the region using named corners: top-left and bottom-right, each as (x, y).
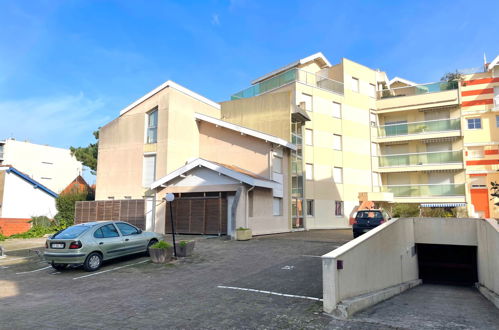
top-left (83, 252), bottom-right (103, 272)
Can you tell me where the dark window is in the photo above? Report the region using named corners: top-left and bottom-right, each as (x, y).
top-left (52, 225), bottom-right (91, 239)
top-left (94, 228), bottom-right (104, 238)
top-left (116, 223), bottom-right (139, 236)
top-left (100, 224), bottom-right (120, 238)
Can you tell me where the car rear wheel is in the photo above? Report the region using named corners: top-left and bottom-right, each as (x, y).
top-left (83, 252), bottom-right (102, 272)
top-left (51, 262), bottom-right (68, 271)
top-left (146, 239), bottom-right (158, 256)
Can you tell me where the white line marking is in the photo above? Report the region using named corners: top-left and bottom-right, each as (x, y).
top-left (15, 266), bottom-right (51, 274)
top-left (0, 256), bottom-right (36, 263)
top-left (301, 255), bottom-right (323, 258)
top-left (72, 260), bottom-right (149, 280)
top-left (217, 285), bottom-right (323, 302)
top-left (50, 272), bottom-right (61, 275)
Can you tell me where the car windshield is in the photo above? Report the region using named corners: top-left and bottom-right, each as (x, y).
top-left (52, 224), bottom-right (92, 239)
top-left (356, 211), bottom-right (383, 219)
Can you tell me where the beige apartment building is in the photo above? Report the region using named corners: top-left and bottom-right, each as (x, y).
top-left (96, 53), bottom-right (499, 236)
top-left (0, 139), bottom-right (82, 193)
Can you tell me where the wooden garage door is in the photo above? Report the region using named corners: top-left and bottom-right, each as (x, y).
top-left (165, 196), bottom-right (227, 235)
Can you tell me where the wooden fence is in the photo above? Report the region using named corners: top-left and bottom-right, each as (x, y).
top-left (75, 199), bottom-right (146, 230)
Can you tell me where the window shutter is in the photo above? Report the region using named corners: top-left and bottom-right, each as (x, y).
top-left (143, 155), bottom-right (156, 187)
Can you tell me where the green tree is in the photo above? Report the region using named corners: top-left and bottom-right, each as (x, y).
top-left (440, 70), bottom-right (463, 82)
top-left (70, 129), bottom-right (99, 175)
top-left (53, 191), bottom-right (93, 229)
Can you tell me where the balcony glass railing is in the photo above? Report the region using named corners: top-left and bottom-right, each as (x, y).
top-left (378, 118), bottom-right (461, 137)
top-left (377, 80), bottom-right (458, 99)
top-left (378, 150), bottom-right (463, 167)
top-left (381, 183), bottom-right (465, 197)
top-left (231, 68), bottom-right (344, 100)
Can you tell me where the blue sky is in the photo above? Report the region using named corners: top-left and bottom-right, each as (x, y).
top-left (1, 0), bottom-right (498, 152)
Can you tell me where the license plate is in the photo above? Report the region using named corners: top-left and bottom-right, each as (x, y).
top-left (51, 243), bottom-right (65, 249)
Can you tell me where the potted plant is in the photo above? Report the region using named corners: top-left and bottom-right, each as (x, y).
top-left (177, 240), bottom-right (195, 257)
top-left (236, 227), bottom-right (252, 241)
top-left (148, 241), bottom-right (173, 263)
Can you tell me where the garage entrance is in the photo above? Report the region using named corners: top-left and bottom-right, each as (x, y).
top-left (165, 192), bottom-right (228, 235)
top-left (417, 244), bottom-right (478, 286)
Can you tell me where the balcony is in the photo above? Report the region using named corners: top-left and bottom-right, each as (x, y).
top-left (381, 183), bottom-right (465, 198)
top-left (231, 68), bottom-right (344, 100)
top-left (378, 81), bottom-right (458, 100)
top-left (376, 118), bottom-right (461, 143)
top-left (376, 81), bottom-right (459, 112)
top-left (378, 150), bottom-right (463, 168)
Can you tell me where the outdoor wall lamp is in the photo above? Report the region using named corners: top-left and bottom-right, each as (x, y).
top-left (163, 193), bottom-right (177, 257)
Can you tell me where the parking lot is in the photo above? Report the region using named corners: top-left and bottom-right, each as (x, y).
top-left (1, 230), bottom-right (498, 329)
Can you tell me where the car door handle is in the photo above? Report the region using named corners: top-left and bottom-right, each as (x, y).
top-left (125, 239), bottom-right (129, 241)
top-left (99, 242), bottom-right (104, 245)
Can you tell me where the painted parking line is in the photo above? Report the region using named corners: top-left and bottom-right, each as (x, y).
top-left (217, 285), bottom-right (323, 302)
top-left (15, 266), bottom-right (51, 275)
top-left (72, 260), bottom-right (150, 280)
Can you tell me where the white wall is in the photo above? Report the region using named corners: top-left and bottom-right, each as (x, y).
top-left (323, 218), bottom-right (419, 313)
top-left (2, 139), bottom-right (82, 193)
top-left (1, 170), bottom-right (57, 218)
top-left (414, 218), bottom-right (478, 246)
top-left (477, 219), bottom-right (499, 300)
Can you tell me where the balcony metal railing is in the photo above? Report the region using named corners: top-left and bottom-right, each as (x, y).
top-left (378, 150), bottom-right (463, 167)
top-left (377, 80), bottom-right (458, 99)
top-left (377, 118), bottom-right (461, 138)
top-left (381, 183), bottom-right (465, 197)
top-left (231, 68), bottom-right (344, 100)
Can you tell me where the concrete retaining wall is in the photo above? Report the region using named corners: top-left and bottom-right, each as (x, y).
top-left (477, 219), bottom-right (499, 308)
top-left (322, 218), bottom-right (419, 316)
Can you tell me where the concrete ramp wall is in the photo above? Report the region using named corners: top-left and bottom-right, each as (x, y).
top-left (323, 217), bottom-right (499, 317)
top-left (322, 218), bottom-right (420, 318)
top-left (477, 219), bottom-right (499, 308)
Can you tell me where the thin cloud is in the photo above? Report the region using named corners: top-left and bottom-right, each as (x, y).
top-left (211, 13), bottom-right (220, 26)
top-left (0, 93), bottom-right (110, 148)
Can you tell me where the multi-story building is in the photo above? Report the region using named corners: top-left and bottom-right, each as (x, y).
top-left (460, 56), bottom-right (499, 217)
top-left (0, 139), bottom-right (82, 193)
top-left (95, 52), bottom-right (499, 236)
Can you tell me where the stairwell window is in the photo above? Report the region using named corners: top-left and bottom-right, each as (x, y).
top-left (306, 163), bottom-right (314, 180)
top-left (142, 154), bottom-right (156, 187)
top-left (146, 109), bottom-right (158, 143)
top-left (305, 128), bottom-right (313, 146)
top-left (273, 197), bottom-right (282, 216)
top-left (306, 200), bottom-right (314, 217)
top-left (496, 115), bottom-right (499, 128)
top-left (333, 134), bottom-right (342, 151)
top-left (333, 167), bottom-right (343, 183)
top-left (351, 77), bottom-right (359, 92)
top-left (332, 102), bottom-right (342, 118)
top-left (335, 201), bottom-right (344, 216)
top-left (467, 118), bottom-right (482, 129)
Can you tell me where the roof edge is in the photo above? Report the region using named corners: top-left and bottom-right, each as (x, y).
top-left (194, 112), bottom-right (296, 150)
top-left (1, 166), bottom-right (58, 198)
top-left (119, 80), bottom-right (220, 116)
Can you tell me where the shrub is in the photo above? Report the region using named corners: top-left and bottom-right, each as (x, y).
top-left (150, 241), bottom-right (172, 249)
top-left (53, 191), bottom-right (91, 229)
top-left (8, 225), bottom-right (56, 239)
top-left (237, 227), bottom-right (250, 231)
top-left (390, 203), bottom-right (420, 218)
top-left (30, 216), bottom-right (52, 228)
top-left (179, 240), bottom-right (192, 247)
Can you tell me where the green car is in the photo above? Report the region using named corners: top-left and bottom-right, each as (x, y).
top-left (44, 221), bottom-right (164, 272)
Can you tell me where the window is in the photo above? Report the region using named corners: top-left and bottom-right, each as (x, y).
top-left (333, 167), bottom-right (343, 183)
top-left (332, 102), bottom-right (342, 118)
top-left (372, 172), bottom-right (380, 186)
top-left (305, 128), bottom-right (313, 146)
top-left (273, 152), bottom-right (283, 174)
top-left (495, 87), bottom-right (499, 108)
top-left (94, 224), bottom-right (120, 238)
top-left (368, 84), bottom-right (376, 98)
top-left (146, 109), bottom-right (158, 143)
top-left (116, 223), bottom-right (140, 236)
top-left (306, 163), bottom-right (314, 180)
top-left (306, 200), bottom-right (314, 216)
top-left (467, 118), bottom-right (482, 129)
top-left (371, 143), bottom-right (378, 157)
top-left (470, 176), bottom-right (486, 189)
top-left (143, 154), bottom-right (156, 187)
top-left (496, 115), bottom-right (499, 128)
top-left (468, 147), bottom-right (484, 159)
top-left (301, 93), bottom-right (313, 111)
top-left (335, 201), bottom-right (344, 216)
top-left (351, 77), bottom-right (359, 92)
top-left (370, 112), bottom-right (377, 127)
top-left (333, 134), bottom-right (342, 150)
top-left (273, 197), bottom-right (282, 216)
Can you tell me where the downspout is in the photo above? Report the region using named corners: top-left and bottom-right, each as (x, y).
top-left (246, 185), bottom-right (255, 228)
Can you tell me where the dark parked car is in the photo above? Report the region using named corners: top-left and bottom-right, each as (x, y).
top-left (352, 209), bottom-right (391, 238)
